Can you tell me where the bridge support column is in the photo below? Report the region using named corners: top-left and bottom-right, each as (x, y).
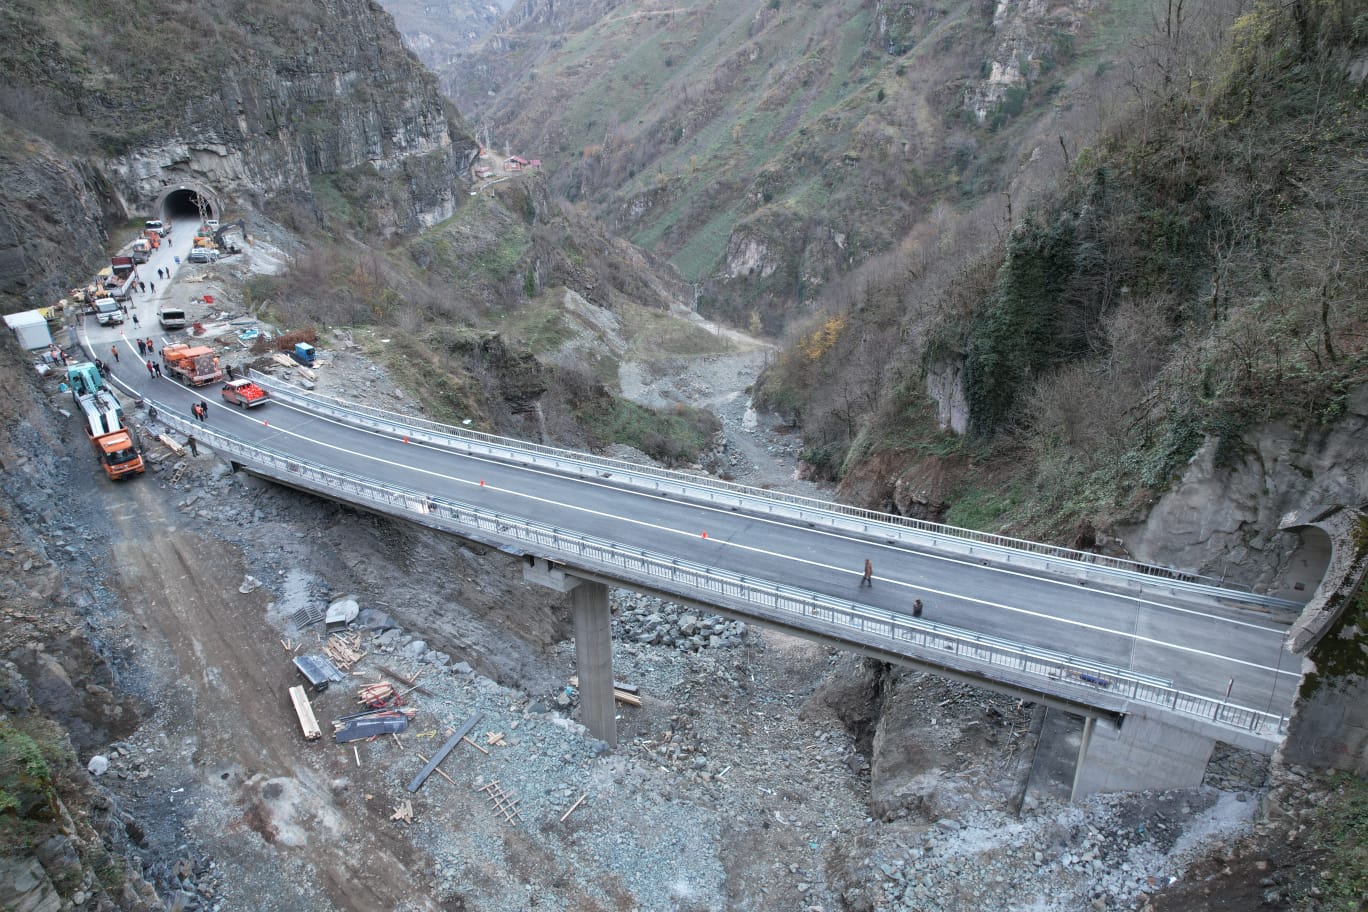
top-left (571, 580), bottom-right (616, 748)
top-left (1071, 710), bottom-right (1215, 801)
top-left (522, 558), bottom-right (617, 747)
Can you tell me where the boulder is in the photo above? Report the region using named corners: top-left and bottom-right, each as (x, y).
top-left (356, 608), bottom-right (396, 631)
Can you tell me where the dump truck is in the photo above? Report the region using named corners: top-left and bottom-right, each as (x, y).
top-left (162, 343), bottom-right (223, 386)
top-left (68, 364), bottom-right (144, 480)
top-left (220, 378), bottom-right (269, 408)
top-left (131, 238), bottom-right (152, 263)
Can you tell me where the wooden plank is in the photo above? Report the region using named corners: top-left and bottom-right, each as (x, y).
top-left (570, 675), bottom-right (639, 695)
top-left (612, 689), bottom-right (642, 707)
top-left (406, 712), bottom-right (482, 793)
top-left (158, 434), bottom-right (185, 456)
top-left (289, 685), bottom-right (322, 741)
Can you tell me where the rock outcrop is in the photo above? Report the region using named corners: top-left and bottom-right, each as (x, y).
top-left (0, 0), bottom-right (478, 310)
top-left (1118, 385), bottom-right (1368, 598)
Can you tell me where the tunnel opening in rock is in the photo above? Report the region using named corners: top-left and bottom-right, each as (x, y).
top-left (160, 187), bottom-right (218, 223)
top-left (1283, 525), bottom-right (1333, 604)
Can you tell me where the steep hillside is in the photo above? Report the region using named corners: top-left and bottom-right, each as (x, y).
top-left (440, 0), bottom-right (1146, 331)
top-left (378, 0), bottom-right (516, 73)
top-left (757, 0), bottom-right (1368, 580)
top-left (0, 0), bottom-right (478, 310)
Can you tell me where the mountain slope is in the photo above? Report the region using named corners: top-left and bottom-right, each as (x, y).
top-left (439, 0), bottom-right (1144, 331)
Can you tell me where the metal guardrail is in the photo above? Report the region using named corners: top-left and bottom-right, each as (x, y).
top-left (149, 399), bottom-right (1289, 740)
top-left (248, 372), bottom-right (1300, 612)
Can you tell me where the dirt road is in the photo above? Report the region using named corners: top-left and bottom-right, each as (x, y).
top-left (105, 476), bottom-right (439, 911)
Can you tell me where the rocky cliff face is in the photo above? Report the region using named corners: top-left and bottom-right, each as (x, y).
top-left (1117, 385), bottom-right (1368, 598)
top-left (0, 0), bottom-right (479, 310)
top-left (109, 0), bottom-right (477, 230)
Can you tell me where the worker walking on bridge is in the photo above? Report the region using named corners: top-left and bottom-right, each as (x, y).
top-left (110, 345), bottom-right (119, 363)
top-left (861, 558), bottom-right (873, 587)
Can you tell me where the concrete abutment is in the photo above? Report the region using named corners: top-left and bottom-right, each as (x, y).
top-left (1071, 710), bottom-right (1216, 800)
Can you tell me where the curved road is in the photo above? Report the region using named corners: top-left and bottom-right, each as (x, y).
top-left (77, 223), bottom-right (1302, 730)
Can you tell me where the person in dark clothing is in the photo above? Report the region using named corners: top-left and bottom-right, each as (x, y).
top-left (93, 358), bottom-right (105, 377)
top-left (225, 364), bottom-right (235, 380)
top-left (150, 282), bottom-right (155, 293)
top-left (137, 339), bottom-right (146, 355)
top-left (912, 599), bottom-right (923, 618)
top-left (132, 313), bottom-right (140, 327)
top-left (153, 362), bottom-right (162, 377)
top-left (186, 435), bottom-right (198, 457)
top-left (199, 399), bottom-right (210, 420)
top-left (861, 559), bottom-right (873, 587)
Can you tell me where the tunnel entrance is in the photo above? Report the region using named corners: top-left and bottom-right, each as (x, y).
top-left (154, 182), bottom-right (221, 224)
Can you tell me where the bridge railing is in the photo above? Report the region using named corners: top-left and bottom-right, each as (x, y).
top-left (248, 372), bottom-right (1298, 612)
top-left (153, 401), bottom-right (1289, 741)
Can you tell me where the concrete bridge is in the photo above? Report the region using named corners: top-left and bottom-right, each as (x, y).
top-left (76, 257), bottom-right (1319, 798)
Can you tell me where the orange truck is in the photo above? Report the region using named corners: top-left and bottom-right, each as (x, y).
top-left (162, 343), bottom-right (223, 386)
top-left (69, 364), bottom-right (145, 480)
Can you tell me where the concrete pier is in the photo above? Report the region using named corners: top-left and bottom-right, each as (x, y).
top-left (523, 558), bottom-right (617, 747)
top-left (571, 579), bottom-right (616, 747)
top-left (1071, 710), bottom-right (1216, 799)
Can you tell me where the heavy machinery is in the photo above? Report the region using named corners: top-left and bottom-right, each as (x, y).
top-left (212, 220), bottom-right (247, 255)
top-left (162, 343), bottom-right (223, 386)
top-left (68, 363), bottom-right (145, 480)
top-left (290, 342), bottom-right (316, 366)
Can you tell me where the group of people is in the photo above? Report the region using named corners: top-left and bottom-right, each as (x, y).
top-left (859, 558), bottom-right (925, 618)
top-left (191, 399), bottom-right (211, 422)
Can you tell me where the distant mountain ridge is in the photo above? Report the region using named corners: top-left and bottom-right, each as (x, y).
top-left (432, 0), bottom-right (1131, 332)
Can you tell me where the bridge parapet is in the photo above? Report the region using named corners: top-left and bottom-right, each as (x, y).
top-left (248, 373), bottom-right (1300, 615)
top-left (149, 396), bottom-right (1289, 745)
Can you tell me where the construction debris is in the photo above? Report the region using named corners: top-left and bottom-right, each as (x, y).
top-left (390, 800), bottom-right (414, 824)
top-left (479, 780), bottom-right (522, 825)
top-left (333, 710), bottom-right (412, 744)
top-left (357, 681), bottom-right (402, 709)
top-left (324, 632), bottom-right (366, 669)
top-left (415, 754), bottom-right (457, 786)
top-left (462, 736), bottom-right (489, 755)
top-left (569, 675), bottom-right (643, 706)
top-left (407, 712), bottom-right (483, 793)
top-left (485, 731), bottom-right (507, 747)
top-left (293, 654), bottom-right (345, 692)
top-left (559, 793), bottom-right (588, 823)
top-left (158, 434), bottom-right (185, 456)
top-left (376, 664), bottom-right (436, 696)
top-left (288, 685), bottom-right (322, 741)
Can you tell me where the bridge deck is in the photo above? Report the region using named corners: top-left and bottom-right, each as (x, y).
top-left (92, 332), bottom-right (1301, 741)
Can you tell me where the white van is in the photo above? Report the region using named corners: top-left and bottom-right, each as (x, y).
top-left (158, 306), bottom-right (187, 329)
top-left (95, 300), bottom-right (124, 326)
